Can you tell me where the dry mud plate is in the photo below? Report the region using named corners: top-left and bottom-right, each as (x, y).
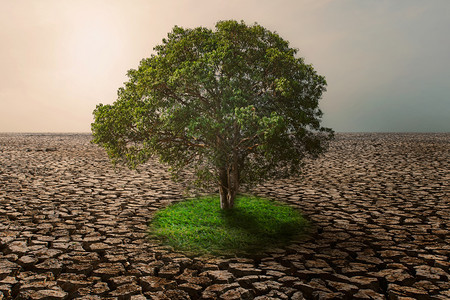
top-left (0, 133), bottom-right (449, 300)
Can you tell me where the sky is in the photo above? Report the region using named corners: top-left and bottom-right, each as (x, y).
top-left (0, 0), bottom-right (449, 133)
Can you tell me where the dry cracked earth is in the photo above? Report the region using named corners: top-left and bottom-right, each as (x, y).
top-left (0, 133), bottom-right (449, 300)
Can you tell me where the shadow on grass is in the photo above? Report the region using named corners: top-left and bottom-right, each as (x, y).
top-left (220, 207), bottom-right (305, 241)
top-left (213, 199), bottom-right (311, 255)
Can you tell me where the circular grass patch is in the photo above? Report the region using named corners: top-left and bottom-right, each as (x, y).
top-left (149, 195), bottom-right (310, 256)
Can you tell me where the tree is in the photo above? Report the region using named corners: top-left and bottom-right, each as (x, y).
top-left (91, 20), bottom-right (333, 210)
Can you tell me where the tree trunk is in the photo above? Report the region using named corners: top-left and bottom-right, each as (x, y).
top-left (216, 130), bottom-right (240, 209)
top-left (219, 184), bottom-right (234, 210)
top-left (218, 163), bottom-right (239, 210)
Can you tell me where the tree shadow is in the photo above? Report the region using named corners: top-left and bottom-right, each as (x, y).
top-left (218, 205), bottom-right (310, 255)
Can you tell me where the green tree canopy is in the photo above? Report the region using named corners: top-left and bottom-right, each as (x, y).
top-left (92, 20), bottom-right (333, 209)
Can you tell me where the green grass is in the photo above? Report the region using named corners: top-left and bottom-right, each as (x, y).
top-left (148, 195), bottom-right (310, 256)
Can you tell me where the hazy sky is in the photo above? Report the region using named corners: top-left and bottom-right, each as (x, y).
top-left (1, 0), bottom-right (449, 133)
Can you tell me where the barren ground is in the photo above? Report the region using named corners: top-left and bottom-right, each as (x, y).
top-left (0, 133), bottom-right (449, 299)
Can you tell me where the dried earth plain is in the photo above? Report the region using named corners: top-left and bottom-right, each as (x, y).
top-left (0, 133), bottom-right (449, 299)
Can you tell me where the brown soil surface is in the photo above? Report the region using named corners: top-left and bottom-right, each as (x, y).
top-left (0, 133), bottom-right (448, 299)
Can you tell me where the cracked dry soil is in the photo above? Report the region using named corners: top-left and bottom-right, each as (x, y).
top-left (0, 133), bottom-right (449, 299)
